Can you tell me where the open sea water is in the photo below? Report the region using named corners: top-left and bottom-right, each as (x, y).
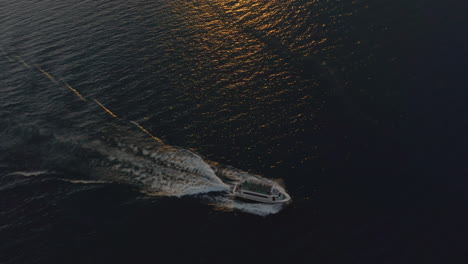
top-left (1, 0), bottom-right (466, 263)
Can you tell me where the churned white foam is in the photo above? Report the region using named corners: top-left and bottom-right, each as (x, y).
top-left (59, 134), bottom-right (288, 216)
top-left (82, 139), bottom-right (230, 197)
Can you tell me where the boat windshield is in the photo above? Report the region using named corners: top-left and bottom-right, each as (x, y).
top-left (240, 181), bottom-right (272, 195)
top-left (272, 188), bottom-right (280, 196)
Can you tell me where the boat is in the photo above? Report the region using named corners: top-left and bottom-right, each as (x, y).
top-left (232, 180), bottom-right (291, 203)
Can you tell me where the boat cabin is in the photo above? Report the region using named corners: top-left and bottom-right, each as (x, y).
top-left (232, 180), bottom-right (290, 203)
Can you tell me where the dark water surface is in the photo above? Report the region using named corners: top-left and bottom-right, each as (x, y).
top-left (1, 0), bottom-right (466, 263)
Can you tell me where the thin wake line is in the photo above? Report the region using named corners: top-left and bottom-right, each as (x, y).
top-left (35, 64), bottom-right (58, 83)
top-left (94, 99), bottom-right (119, 118)
top-left (64, 82), bottom-right (87, 102)
top-left (130, 120), bottom-right (164, 144)
top-left (3, 51), bottom-right (163, 146)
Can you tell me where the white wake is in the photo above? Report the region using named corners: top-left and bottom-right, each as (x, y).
top-left (78, 136), bottom-right (290, 216)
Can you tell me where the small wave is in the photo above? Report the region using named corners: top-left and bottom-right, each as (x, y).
top-left (232, 201), bottom-right (284, 216)
top-left (59, 179), bottom-right (109, 184)
top-left (8, 170), bottom-right (51, 177)
top-left (204, 195), bottom-right (285, 217)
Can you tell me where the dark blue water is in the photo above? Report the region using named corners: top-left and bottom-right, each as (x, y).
top-left (1, 0), bottom-right (466, 263)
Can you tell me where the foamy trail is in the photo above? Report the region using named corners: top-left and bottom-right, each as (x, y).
top-left (81, 138), bottom-right (229, 197)
top-left (58, 134), bottom-right (290, 215)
